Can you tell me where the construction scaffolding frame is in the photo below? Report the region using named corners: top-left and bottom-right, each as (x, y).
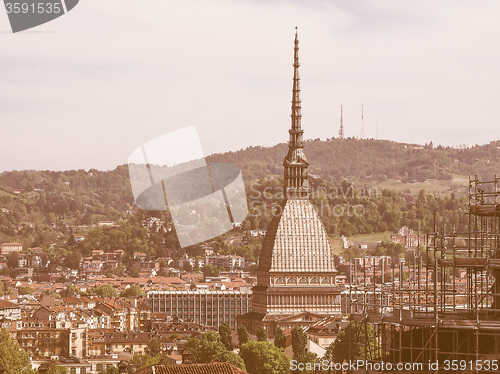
top-left (344, 176), bottom-right (500, 373)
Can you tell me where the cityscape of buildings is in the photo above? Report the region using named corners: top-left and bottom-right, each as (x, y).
top-left (1, 29), bottom-right (499, 374)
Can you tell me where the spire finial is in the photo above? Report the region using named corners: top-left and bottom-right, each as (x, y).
top-left (291, 27), bottom-right (301, 133)
top-left (284, 28), bottom-right (309, 199)
top-left (360, 104), bottom-right (365, 139)
top-left (339, 102), bottom-right (344, 139)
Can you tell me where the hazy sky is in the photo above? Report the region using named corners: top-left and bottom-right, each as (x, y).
top-left (1, 0), bottom-right (499, 172)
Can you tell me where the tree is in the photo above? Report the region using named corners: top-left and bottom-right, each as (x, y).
top-left (67, 233), bottom-right (76, 246)
top-left (105, 367), bottom-right (119, 374)
top-left (239, 341), bottom-right (290, 374)
top-left (290, 327), bottom-right (318, 374)
top-left (219, 351), bottom-right (246, 370)
top-left (18, 286), bottom-right (34, 295)
top-left (237, 325), bottom-right (250, 346)
top-left (291, 327), bottom-right (307, 359)
top-left (60, 285), bottom-right (81, 298)
top-left (127, 354), bottom-right (160, 374)
top-left (219, 323), bottom-right (233, 351)
top-left (374, 241), bottom-right (405, 261)
top-left (186, 331), bottom-right (228, 363)
top-left (256, 325), bottom-right (267, 341)
top-left (63, 250), bottom-right (82, 270)
top-left (6, 252), bottom-right (19, 269)
top-left (128, 266), bottom-right (141, 278)
top-left (98, 367), bottom-right (118, 374)
top-left (40, 289), bottom-right (59, 300)
top-left (45, 362), bottom-right (67, 374)
top-left (86, 284), bottom-right (118, 298)
top-left (274, 326), bottom-right (286, 349)
top-left (326, 321), bottom-right (378, 362)
top-left (120, 285), bottom-right (145, 298)
top-left (186, 331), bottom-right (245, 370)
top-left (144, 338), bottom-right (163, 357)
top-left (46, 212), bottom-right (57, 225)
top-left (0, 329), bottom-right (35, 374)
top-left (0, 281), bottom-right (10, 296)
top-left (202, 264), bottom-right (219, 278)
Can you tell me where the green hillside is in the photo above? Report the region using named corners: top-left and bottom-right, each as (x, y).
top-left (208, 138), bottom-right (500, 192)
top-left (0, 138), bottom-right (498, 260)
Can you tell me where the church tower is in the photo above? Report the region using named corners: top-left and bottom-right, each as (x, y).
top-left (238, 29), bottom-right (341, 336)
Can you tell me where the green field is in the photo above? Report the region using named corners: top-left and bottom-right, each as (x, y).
top-left (347, 231), bottom-right (392, 243)
top-left (369, 175), bottom-right (469, 197)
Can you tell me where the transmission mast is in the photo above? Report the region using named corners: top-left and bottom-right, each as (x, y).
top-left (338, 102), bottom-right (344, 139)
top-left (360, 104), bottom-right (365, 139)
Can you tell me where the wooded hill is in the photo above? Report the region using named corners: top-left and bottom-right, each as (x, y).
top-left (0, 138), bottom-right (498, 255)
top-left (208, 138), bottom-right (500, 184)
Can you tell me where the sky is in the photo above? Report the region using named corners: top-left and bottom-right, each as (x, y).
top-left (1, 0), bottom-right (500, 172)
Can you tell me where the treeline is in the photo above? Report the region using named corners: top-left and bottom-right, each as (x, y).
top-left (0, 137), bottom-right (496, 257)
top-left (244, 178), bottom-right (468, 236)
top-left (208, 138), bottom-right (500, 182)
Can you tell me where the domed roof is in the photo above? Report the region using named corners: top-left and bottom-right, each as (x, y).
top-left (258, 199), bottom-right (337, 274)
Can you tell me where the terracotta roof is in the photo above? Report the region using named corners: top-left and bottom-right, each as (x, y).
top-left (133, 362), bottom-right (248, 374)
top-left (150, 276), bottom-right (187, 285)
top-left (0, 300), bottom-right (17, 308)
top-left (63, 296), bottom-right (82, 304)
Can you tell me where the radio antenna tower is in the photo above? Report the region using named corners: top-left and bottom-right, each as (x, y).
top-left (338, 102), bottom-right (344, 139)
top-left (360, 104), bottom-right (365, 139)
top-left (376, 120), bottom-right (379, 140)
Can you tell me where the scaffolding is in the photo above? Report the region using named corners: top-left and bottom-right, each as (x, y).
top-left (345, 176), bottom-right (500, 373)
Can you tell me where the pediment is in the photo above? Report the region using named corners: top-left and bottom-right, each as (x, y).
top-left (277, 311), bottom-right (324, 323)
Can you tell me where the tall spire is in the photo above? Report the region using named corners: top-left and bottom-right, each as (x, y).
top-left (338, 102), bottom-right (344, 139)
top-left (284, 27), bottom-right (309, 199)
top-left (360, 104), bottom-right (365, 139)
top-left (290, 26), bottom-right (303, 147)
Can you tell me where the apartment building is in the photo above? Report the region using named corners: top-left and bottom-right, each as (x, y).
top-left (12, 320), bottom-right (88, 358)
top-left (0, 300), bottom-right (21, 321)
top-left (205, 255), bottom-right (245, 269)
top-left (147, 290), bottom-right (252, 329)
top-left (0, 242), bottom-right (22, 254)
